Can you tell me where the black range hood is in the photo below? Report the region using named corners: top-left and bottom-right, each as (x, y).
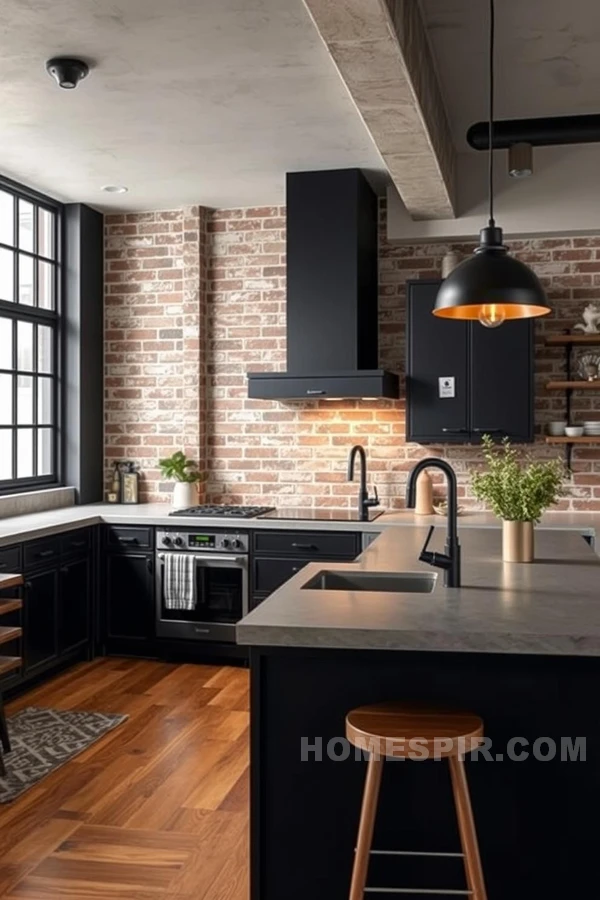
top-left (247, 169), bottom-right (400, 401)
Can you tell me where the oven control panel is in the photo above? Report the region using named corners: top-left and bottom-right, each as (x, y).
top-left (157, 530), bottom-right (249, 553)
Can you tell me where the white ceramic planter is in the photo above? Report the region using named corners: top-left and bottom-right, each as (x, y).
top-left (172, 481), bottom-right (198, 509)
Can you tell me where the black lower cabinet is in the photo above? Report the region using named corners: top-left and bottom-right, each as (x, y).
top-left (59, 556), bottom-right (91, 655)
top-left (104, 551), bottom-right (155, 652)
top-left (24, 568), bottom-right (59, 674)
top-left (252, 530), bottom-right (361, 608)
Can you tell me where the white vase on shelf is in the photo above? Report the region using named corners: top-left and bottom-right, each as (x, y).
top-left (172, 481), bottom-right (198, 509)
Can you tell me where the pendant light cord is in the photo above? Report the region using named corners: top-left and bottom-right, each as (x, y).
top-left (488, 0), bottom-right (495, 227)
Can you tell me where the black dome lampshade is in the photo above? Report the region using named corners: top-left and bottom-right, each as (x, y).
top-left (433, 0), bottom-right (552, 327)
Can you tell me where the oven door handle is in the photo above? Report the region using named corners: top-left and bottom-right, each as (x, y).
top-left (156, 553), bottom-right (246, 564)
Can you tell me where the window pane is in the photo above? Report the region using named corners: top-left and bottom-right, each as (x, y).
top-left (0, 192), bottom-right (14, 246)
top-left (17, 375), bottom-right (33, 424)
top-left (38, 428), bottom-right (53, 476)
top-left (0, 430), bottom-right (12, 480)
top-left (18, 253), bottom-right (34, 306)
top-left (38, 209), bottom-right (54, 259)
top-left (38, 261), bottom-right (53, 310)
top-left (17, 321), bottom-right (34, 371)
top-left (0, 317), bottom-right (12, 366)
top-left (38, 377), bottom-right (52, 425)
top-left (0, 374), bottom-right (12, 424)
top-left (17, 428), bottom-right (33, 478)
top-left (0, 248), bottom-right (14, 302)
top-left (38, 325), bottom-right (53, 373)
top-left (18, 200), bottom-right (34, 252)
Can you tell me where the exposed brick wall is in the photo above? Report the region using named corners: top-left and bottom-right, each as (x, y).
top-left (105, 201), bottom-right (600, 510)
top-left (104, 208), bottom-right (208, 502)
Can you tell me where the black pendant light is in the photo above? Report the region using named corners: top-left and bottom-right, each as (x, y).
top-left (434, 0), bottom-right (551, 327)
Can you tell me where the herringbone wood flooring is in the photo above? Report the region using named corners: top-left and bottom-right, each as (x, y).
top-left (0, 658), bottom-right (249, 899)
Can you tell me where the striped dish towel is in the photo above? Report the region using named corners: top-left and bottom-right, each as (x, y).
top-left (164, 553), bottom-right (197, 610)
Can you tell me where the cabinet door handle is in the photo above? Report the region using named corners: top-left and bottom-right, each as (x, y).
top-left (37, 550), bottom-right (55, 558)
top-left (60, 566), bottom-right (69, 575)
top-left (25, 581), bottom-right (33, 591)
top-left (70, 540), bottom-right (86, 548)
top-left (146, 558), bottom-right (154, 575)
top-left (0, 562), bottom-right (7, 570)
top-left (442, 427), bottom-right (468, 434)
top-left (306, 389), bottom-right (325, 396)
top-left (291, 542), bottom-right (317, 550)
top-left (472, 428), bottom-right (503, 434)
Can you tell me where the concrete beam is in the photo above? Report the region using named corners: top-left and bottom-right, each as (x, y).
top-left (303, 0), bottom-right (456, 220)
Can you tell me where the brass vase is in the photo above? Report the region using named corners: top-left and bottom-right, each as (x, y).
top-left (502, 520), bottom-right (534, 563)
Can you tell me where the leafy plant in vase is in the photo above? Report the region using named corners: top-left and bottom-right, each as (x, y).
top-left (471, 436), bottom-right (566, 562)
top-left (159, 451), bottom-right (201, 509)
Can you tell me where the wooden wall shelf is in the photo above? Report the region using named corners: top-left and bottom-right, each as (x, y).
top-left (546, 381), bottom-right (600, 391)
top-left (545, 436), bottom-right (600, 445)
top-left (545, 334), bottom-right (600, 346)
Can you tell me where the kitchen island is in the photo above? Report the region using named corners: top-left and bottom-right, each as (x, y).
top-left (237, 526), bottom-right (600, 899)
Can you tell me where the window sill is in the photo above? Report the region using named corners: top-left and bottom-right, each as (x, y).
top-left (0, 486), bottom-right (75, 520)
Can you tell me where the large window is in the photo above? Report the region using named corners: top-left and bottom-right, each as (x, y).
top-left (0, 182), bottom-right (60, 491)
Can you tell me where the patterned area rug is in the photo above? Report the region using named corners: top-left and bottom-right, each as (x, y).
top-left (0, 707), bottom-right (128, 803)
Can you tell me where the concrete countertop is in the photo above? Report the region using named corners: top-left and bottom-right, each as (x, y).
top-left (237, 525), bottom-right (600, 657)
top-left (0, 502), bottom-right (599, 548)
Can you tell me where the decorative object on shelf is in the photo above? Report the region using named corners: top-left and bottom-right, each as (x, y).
top-left (107, 462), bottom-right (121, 503)
top-left (414, 470), bottom-right (434, 515)
top-left (576, 353), bottom-right (600, 381)
top-left (471, 435), bottom-right (565, 562)
top-left (120, 462), bottom-right (140, 505)
top-left (159, 451), bottom-right (201, 509)
top-left (433, 0), bottom-right (550, 327)
top-left (573, 303), bottom-right (600, 334)
top-left (547, 421), bottom-right (567, 436)
top-left (441, 251), bottom-right (461, 279)
top-left (565, 426), bottom-right (584, 438)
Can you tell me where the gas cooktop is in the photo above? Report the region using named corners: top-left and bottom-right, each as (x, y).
top-left (169, 504), bottom-right (275, 519)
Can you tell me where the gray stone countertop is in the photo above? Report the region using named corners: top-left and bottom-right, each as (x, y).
top-left (237, 525), bottom-right (600, 657)
top-left (0, 503), bottom-right (599, 548)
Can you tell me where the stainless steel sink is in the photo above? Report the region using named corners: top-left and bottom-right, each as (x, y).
top-left (302, 570), bottom-right (437, 593)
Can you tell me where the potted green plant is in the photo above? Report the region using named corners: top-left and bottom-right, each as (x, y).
top-left (158, 451), bottom-right (201, 508)
top-left (471, 436), bottom-right (566, 562)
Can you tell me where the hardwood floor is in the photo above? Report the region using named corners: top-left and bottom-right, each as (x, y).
top-left (0, 658), bottom-right (249, 899)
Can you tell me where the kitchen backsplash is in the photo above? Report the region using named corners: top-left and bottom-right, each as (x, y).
top-left (105, 202), bottom-right (600, 510)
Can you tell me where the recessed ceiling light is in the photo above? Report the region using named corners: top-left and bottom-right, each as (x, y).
top-left (101, 185), bottom-right (129, 194)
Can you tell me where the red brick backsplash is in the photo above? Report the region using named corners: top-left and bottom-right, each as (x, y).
top-left (105, 201), bottom-right (600, 510)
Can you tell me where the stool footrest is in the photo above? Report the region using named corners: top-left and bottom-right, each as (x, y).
top-left (369, 850), bottom-right (464, 859)
top-left (365, 889), bottom-right (471, 895)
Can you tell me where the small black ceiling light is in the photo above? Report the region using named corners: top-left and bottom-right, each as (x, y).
top-left (434, 0), bottom-right (550, 328)
top-left (46, 57), bottom-right (89, 90)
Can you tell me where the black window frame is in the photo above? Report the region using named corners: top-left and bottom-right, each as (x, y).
top-left (0, 175), bottom-right (62, 494)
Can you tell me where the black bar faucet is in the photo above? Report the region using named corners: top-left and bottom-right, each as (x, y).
top-left (347, 445), bottom-right (379, 522)
top-left (406, 458), bottom-right (461, 587)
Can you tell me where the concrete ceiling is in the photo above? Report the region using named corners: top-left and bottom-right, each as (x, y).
top-left (421, 0), bottom-right (600, 151)
top-left (0, 0), bottom-right (385, 211)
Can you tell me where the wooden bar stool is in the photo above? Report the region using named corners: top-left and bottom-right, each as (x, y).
top-left (346, 702), bottom-right (487, 900)
top-left (0, 576), bottom-right (24, 778)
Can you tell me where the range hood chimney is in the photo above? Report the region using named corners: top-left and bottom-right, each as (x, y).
top-left (247, 169), bottom-right (399, 401)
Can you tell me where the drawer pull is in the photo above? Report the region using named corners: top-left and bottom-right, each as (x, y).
top-left (70, 540), bottom-right (86, 548)
top-left (37, 550), bottom-right (55, 559)
top-left (442, 427), bottom-right (468, 434)
top-left (117, 537), bottom-right (137, 544)
top-left (291, 542), bottom-right (317, 551)
top-left (0, 563), bottom-right (6, 570)
top-left (306, 389), bottom-right (325, 396)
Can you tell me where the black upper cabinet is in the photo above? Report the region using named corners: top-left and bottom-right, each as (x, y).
top-left (406, 280), bottom-right (534, 444)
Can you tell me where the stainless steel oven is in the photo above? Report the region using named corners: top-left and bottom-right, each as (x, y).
top-left (156, 529), bottom-right (249, 643)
